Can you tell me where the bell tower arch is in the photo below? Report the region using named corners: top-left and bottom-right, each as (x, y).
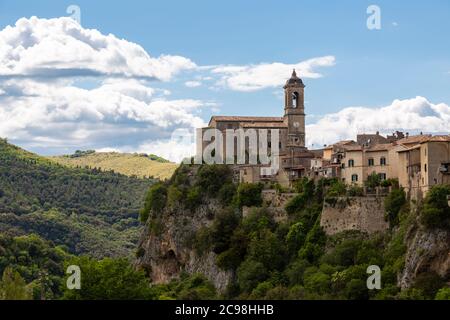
top-left (284, 70), bottom-right (306, 148)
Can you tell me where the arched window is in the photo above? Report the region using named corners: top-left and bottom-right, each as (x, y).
top-left (292, 92), bottom-right (299, 108)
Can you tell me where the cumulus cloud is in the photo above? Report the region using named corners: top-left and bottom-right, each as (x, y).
top-left (0, 16), bottom-right (196, 81)
top-left (185, 80), bottom-right (202, 88)
top-left (0, 16), bottom-right (213, 162)
top-left (0, 78), bottom-right (208, 157)
top-left (306, 96), bottom-right (450, 148)
top-left (211, 56), bottom-right (335, 91)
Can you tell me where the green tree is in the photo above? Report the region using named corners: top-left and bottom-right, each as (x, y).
top-left (62, 257), bottom-right (152, 300)
top-left (384, 188), bottom-right (406, 228)
top-left (140, 183), bottom-right (167, 222)
top-left (0, 267), bottom-right (32, 300)
top-left (421, 185), bottom-right (450, 229)
top-left (234, 183), bottom-right (263, 208)
top-left (435, 287), bottom-right (450, 300)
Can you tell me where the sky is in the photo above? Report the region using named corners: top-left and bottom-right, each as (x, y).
top-left (0, 0), bottom-right (449, 161)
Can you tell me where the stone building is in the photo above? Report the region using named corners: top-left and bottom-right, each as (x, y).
top-left (203, 70), bottom-right (315, 186)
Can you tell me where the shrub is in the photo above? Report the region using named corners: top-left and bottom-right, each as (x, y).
top-left (234, 183), bottom-right (263, 208)
top-left (140, 183), bottom-right (167, 223)
top-left (210, 208), bottom-right (240, 254)
top-left (412, 272), bottom-right (445, 299)
top-left (326, 179), bottom-right (347, 198)
top-left (185, 187), bottom-right (202, 210)
top-left (196, 165), bottom-right (232, 196)
top-left (237, 259), bottom-right (269, 293)
top-left (384, 188), bottom-right (406, 228)
top-left (421, 185), bottom-right (450, 229)
top-left (284, 259), bottom-right (310, 286)
top-left (347, 185), bottom-right (364, 197)
top-left (218, 183), bottom-right (237, 205)
top-left (285, 194), bottom-right (308, 215)
top-left (365, 172), bottom-right (381, 188)
top-left (435, 287), bottom-right (450, 300)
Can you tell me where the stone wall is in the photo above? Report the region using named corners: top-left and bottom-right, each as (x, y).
top-left (320, 197), bottom-right (389, 235)
top-left (242, 190), bottom-right (296, 222)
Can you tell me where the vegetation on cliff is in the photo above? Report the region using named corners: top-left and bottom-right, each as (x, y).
top-left (138, 166), bottom-right (449, 300)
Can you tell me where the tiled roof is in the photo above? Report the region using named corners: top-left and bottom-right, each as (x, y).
top-left (365, 143), bottom-right (392, 152)
top-left (421, 135), bottom-right (450, 143)
top-left (396, 135), bottom-right (432, 145)
top-left (210, 116), bottom-right (284, 123)
top-left (242, 122), bottom-right (287, 128)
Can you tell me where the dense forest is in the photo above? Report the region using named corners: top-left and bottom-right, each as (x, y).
top-left (0, 139), bottom-right (154, 258)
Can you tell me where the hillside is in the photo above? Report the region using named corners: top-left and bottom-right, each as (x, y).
top-left (136, 164), bottom-right (450, 300)
top-left (0, 139), bottom-right (154, 258)
top-left (50, 151), bottom-right (178, 181)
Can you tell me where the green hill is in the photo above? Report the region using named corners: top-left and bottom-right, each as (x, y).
top-left (0, 138), bottom-right (154, 258)
top-left (50, 151), bottom-right (178, 181)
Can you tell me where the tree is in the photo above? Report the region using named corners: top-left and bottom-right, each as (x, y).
top-left (237, 259), bottom-right (269, 293)
top-left (140, 183), bottom-right (167, 222)
top-left (62, 257), bottom-right (153, 300)
top-left (384, 188), bottom-right (406, 227)
top-left (234, 183), bottom-right (263, 208)
top-left (421, 185), bottom-right (450, 229)
top-left (0, 267), bottom-right (32, 300)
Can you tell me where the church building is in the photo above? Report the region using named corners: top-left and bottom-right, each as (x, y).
top-left (204, 71), bottom-right (315, 186)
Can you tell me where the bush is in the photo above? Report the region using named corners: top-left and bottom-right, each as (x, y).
top-left (140, 183), bottom-right (167, 223)
top-left (435, 287), bottom-right (450, 300)
top-left (234, 183), bottom-right (263, 208)
top-left (347, 185), bottom-right (364, 197)
top-left (196, 165), bottom-right (232, 196)
top-left (326, 180), bottom-right (347, 198)
top-left (412, 272), bottom-right (445, 299)
top-left (218, 183), bottom-right (237, 205)
top-left (421, 185), bottom-right (450, 229)
top-left (285, 194), bottom-right (308, 215)
top-left (384, 188), bottom-right (406, 228)
top-left (365, 172), bottom-right (381, 188)
top-left (210, 208), bottom-right (240, 254)
top-left (237, 259), bottom-right (269, 293)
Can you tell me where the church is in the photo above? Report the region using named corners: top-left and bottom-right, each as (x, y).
top-left (205, 70), bottom-right (316, 186)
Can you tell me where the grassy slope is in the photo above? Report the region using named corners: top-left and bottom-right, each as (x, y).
top-left (50, 152), bottom-right (178, 181)
top-left (0, 139), bottom-right (154, 258)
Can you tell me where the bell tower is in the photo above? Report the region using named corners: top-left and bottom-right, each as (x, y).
top-left (284, 70), bottom-right (306, 148)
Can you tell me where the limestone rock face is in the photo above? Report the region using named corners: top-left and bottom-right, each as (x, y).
top-left (135, 198), bottom-right (233, 293)
top-left (400, 225), bottom-right (450, 289)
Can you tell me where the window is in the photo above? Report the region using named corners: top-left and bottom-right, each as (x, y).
top-left (424, 164), bottom-right (427, 172)
top-left (292, 92), bottom-right (299, 108)
top-left (348, 159), bottom-right (355, 167)
top-left (368, 158), bottom-right (374, 166)
top-left (227, 123), bottom-right (233, 129)
top-left (268, 141), bottom-right (271, 148)
top-left (279, 142), bottom-right (282, 149)
top-left (378, 173), bottom-right (387, 181)
top-left (351, 174), bottom-right (358, 182)
top-left (380, 157), bottom-right (386, 166)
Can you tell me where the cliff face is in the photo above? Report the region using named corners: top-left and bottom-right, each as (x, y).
top-left (135, 198), bottom-right (233, 293)
top-left (400, 224), bottom-right (450, 289)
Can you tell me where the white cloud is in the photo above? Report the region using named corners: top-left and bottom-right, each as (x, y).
top-left (0, 16), bottom-right (196, 81)
top-left (185, 80), bottom-right (202, 88)
top-left (0, 17), bottom-right (213, 162)
top-left (211, 56), bottom-right (336, 91)
top-left (0, 78), bottom-right (209, 158)
top-left (306, 96), bottom-right (450, 148)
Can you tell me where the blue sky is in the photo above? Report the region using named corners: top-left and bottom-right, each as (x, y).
top-left (0, 1), bottom-right (449, 160)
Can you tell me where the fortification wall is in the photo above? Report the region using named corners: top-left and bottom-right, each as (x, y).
top-left (320, 197), bottom-right (389, 235)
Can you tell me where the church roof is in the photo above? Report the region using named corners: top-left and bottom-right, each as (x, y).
top-left (284, 69), bottom-right (305, 88)
top-left (209, 116), bottom-right (284, 126)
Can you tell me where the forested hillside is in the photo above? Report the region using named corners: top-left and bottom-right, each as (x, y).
top-left (50, 151), bottom-right (177, 180)
top-left (0, 139), bottom-right (154, 258)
